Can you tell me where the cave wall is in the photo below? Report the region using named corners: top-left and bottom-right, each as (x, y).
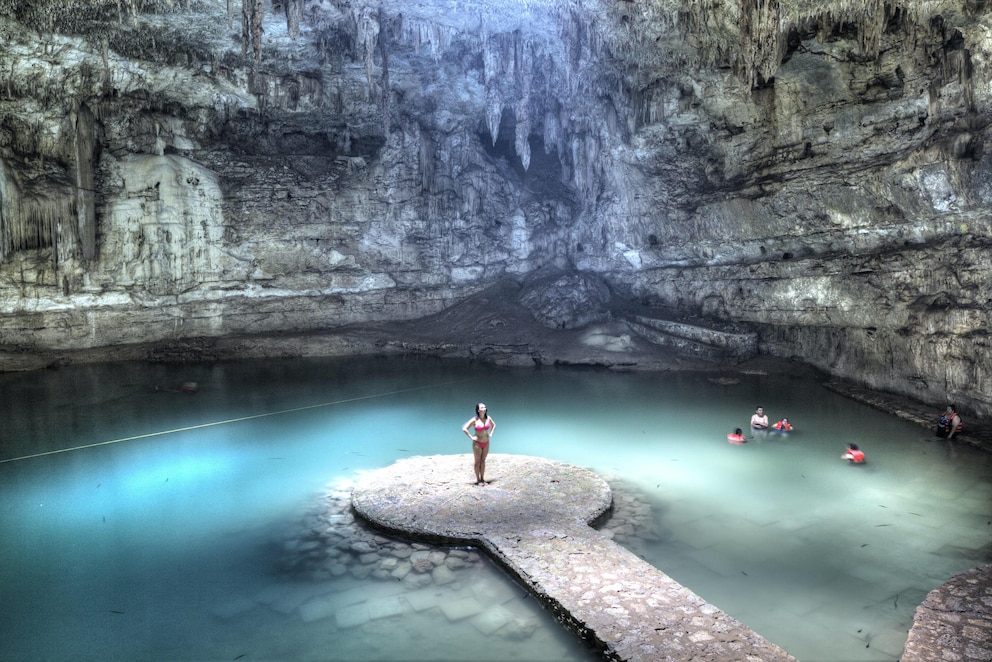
top-left (588, 2), bottom-right (992, 417)
top-left (0, 0), bottom-right (990, 416)
top-left (0, 0), bottom-right (581, 350)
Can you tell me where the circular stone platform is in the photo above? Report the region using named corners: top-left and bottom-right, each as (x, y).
top-left (352, 454), bottom-right (796, 662)
top-left (351, 453), bottom-right (613, 541)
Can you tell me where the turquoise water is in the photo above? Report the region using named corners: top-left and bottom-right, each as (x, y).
top-left (0, 356), bottom-right (989, 661)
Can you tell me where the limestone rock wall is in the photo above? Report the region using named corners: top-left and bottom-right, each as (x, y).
top-left (0, 0), bottom-right (577, 350)
top-left (585, 2), bottom-right (992, 418)
top-left (0, 1), bottom-right (990, 416)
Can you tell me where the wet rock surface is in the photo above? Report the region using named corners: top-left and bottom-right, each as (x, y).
top-left (262, 477), bottom-right (550, 643)
top-left (351, 453), bottom-right (797, 661)
top-left (901, 564), bottom-right (992, 662)
top-left (275, 486), bottom-right (486, 587)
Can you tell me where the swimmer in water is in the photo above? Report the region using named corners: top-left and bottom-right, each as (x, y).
top-left (841, 443), bottom-right (866, 464)
top-left (772, 418), bottom-right (792, 432)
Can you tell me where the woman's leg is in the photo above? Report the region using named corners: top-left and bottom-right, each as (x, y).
top-left (473, 443), bottom-right (484, 483)
top-left (478, 444), bottom-right (489, 483)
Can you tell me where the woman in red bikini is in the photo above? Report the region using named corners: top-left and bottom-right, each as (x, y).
top-left (463, 402), bottom-right (496, 485)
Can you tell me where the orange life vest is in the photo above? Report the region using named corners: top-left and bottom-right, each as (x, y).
top-left (773, 420), bottom-right (793, 431)
top-left (849, 449), bottom-right (865, 463)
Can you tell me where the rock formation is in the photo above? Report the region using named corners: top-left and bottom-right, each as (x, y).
top-left (0, 1), bottom-right (989, 417)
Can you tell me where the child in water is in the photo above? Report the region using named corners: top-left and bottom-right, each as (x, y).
top-left (772, 417), bottom-right (793, 432)
top-left (841, 443), bottom-right (865, 463)
top-left (727, 428), bottom-right (746, 444)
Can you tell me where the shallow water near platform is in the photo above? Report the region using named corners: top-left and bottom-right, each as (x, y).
top-left (1, 356), bottom-right (989, 662)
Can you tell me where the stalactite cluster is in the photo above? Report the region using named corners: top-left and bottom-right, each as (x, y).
top-left (0, 160), bottom-right (77, 266)
top-left (737, 0), bottom-right (784, 89)
top-left (396, 14), bottom-right (455, 62)
top-left (601, 0), bottom-right (962, 92)
top-left (241, 0), bottom-right (264, 69)
top-left (285, 0), bottom-right (304, 39)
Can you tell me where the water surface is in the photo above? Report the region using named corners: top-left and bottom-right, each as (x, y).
top-left (1, 357), bottom-right (989, 661)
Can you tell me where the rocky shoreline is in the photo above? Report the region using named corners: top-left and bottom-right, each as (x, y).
top-left (5, 277), bottom-right (987, 454)
top-left (3, 313), bottom-right (987, 454)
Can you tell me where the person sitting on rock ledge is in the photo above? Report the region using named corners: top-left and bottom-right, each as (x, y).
top-left (463, 402), bottom-right (495, 485)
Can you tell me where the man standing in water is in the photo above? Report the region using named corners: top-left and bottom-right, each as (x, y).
top-left (463, 402), bottom-right (495, 485)
top-left (750, 406), bottom-right (769, 429)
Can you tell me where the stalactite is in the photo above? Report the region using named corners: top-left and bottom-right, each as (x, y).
top-left (810, 1), bottom-right (887, 57)
top-left (483, 33), bottom-right (500, 86)
top-left (514, 40), bottom-right (533, 172)
top-left (73, 103), bottom-right (96, 261)
top-left (0, 159), bottom-right (12, 262)
top-left (738, 0), bottom-right (784, 90)
top-left (570, 138), bottom-right (584, 199)
top-left (0, 157), bottom-right (76, 268)
top-left (543, 107), bottom-right (562, 160)
top-left (635, 1), bottom-right (952, 93)
top-left (855, 0), bottom-right (887, 56)
top-left (357, 7), bottom-right (380, 97)
top-left (419, 126), bottom-right (435, 194)
top-left (99, 38), bottom-right (111, 93)
top-left (486, 86), bottom-right (502, 146)
top-left (241, 0), bottom-right (264, 69)
top-left (514, 104), bottom-right (531, 171)
top-left (286, 0), bottom-right (304, 40)
top-left (377, 7), bottom-right (390, 136)
top-left (398, 17), bottom-right (454, 63)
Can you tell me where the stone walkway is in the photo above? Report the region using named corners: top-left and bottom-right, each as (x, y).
top-left (352, 454), bottom-right (796, 661)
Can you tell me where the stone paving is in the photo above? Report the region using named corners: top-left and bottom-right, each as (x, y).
top-left (901, 564), bottom-right (992, 662)
top-left (352, 453), bottom-right (796, 661)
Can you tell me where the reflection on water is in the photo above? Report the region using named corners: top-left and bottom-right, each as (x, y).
top-left (0, 357), bottom-right (989, 662)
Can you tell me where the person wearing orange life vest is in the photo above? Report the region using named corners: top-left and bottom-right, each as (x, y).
top-left (841, 443), bottom-right (865, 464)
top-left (727, 428), bottom-right (746, 444)
top-left (772, 418), bottom-right (793, 432)
top-left (939, 404), bottom-right (963, 440)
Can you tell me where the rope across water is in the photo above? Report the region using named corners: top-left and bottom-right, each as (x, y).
top-left (0, 378), bottom-right (474, 464)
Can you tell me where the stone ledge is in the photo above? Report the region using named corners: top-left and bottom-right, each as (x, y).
top-left (901, 564), bottom-right (992, 662)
